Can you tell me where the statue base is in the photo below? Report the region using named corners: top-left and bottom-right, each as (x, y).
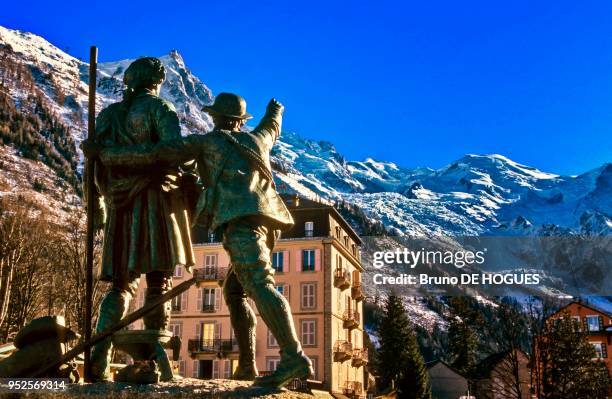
top-left (16, 378), bottom-right (326, 398)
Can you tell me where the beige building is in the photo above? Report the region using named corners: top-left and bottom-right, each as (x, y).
top-left (130, 195), bottom-right (368, 397)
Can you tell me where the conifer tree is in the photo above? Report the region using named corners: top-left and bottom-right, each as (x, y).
top-left (539, 313), bottom-right (611, 399)
top-left (376, 294), bottom-right (432, 399)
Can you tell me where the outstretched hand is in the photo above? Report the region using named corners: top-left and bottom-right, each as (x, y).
top-left (266, 98), bottom-right (284, 114)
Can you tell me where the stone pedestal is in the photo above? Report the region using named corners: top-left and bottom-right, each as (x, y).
top-left (16, 378), bottom-right (328, 398)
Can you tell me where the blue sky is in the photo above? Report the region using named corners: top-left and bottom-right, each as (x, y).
top-left (2, 0), bottom-right (612, 175)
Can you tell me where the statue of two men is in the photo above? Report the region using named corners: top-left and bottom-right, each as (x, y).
top-left (85, 57), bottom-right (313, 388)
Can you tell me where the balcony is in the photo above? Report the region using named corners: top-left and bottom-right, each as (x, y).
top-left (188, 338), bottom-right (237, 355)
top-left (343, 309), bottom-right (360, 330)
top-left (342, 381), bottom-right (364, 399)
top-left (334, 268), bottom-right (351, 290)
top-left (194, 267), bottom-right (228, 283)
top-left (351, 281), bottom-right (364, 301)
top-left (352, 348), bottom-right (368, 367)
top-left (201, 303), bottom-right (215, 313)
top-left (333, 340), bottom-right (353, 362)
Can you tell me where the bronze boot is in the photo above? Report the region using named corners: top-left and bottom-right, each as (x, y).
top-left (249, 282), bottom-right (313, 388)
top-left (90, 289), bottom-right (130, 381)
top-left (227, 297), bottom-right (258, 380)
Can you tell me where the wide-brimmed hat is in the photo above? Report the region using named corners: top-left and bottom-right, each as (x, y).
top-left (203, 92), bottom-right (253, 120)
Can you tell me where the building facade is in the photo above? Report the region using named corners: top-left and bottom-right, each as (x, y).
top-left (130, 195), bottom-right (367, 397)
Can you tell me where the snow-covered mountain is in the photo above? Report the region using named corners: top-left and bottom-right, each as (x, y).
top-left (1, 25), bottom-right (609, 239)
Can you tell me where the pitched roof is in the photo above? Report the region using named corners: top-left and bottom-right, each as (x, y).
top-left (551, 300), bottom-right (612, 319)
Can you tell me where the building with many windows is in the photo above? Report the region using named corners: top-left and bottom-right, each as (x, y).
top-left (130, 195), bottom-right (367, 397)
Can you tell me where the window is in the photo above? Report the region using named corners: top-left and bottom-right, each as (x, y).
top-left (301, 320), bottom-right (316, 346)
top-left (272, 252), bottom-right (284, 272)
top-left (177, 359), bottom-right (186, 377)
top-left (302, 250), bottom-right (315, 271)
top-left (310, 356), bottom-right (318, 380)
top-left (173, 265), bottom-right (183, 278)
top-left (171, 292), bottom-right (186, 312)
top-left (301, 283), bottom-right (316, 309)
top-left (169, 322), bottom-right (182, 338)
top-left (202, 288), bottom-right (216, 312)
top-left (305, 221), bottom-right (314, 237)
top-left (204, 254), bottom-right (218, 278)
top-left (276, 284), bottom-right (289, 301)
top-left (267, 329), bottom-right (278, 347)
top-left (208, 232), bottom-right (216, 243)
top-left (267, 357), bottom-right (281, 372)
top-left (592, 342), bottom-right (607, 359)
top-left (586, 315), bottom-right (601, 332)
top-left (224, 360), bottom-right (237, 378)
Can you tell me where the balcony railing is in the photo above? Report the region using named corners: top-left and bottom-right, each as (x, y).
top-left (194, 267), bottom-right (228, 282)
top-left (351, 281), bottom-right (364, 301)
top-left (333, 340), bottom-right (353, 362)
top-left (352, 348), bottom-right (368, 367)
top-left (334, 268), bottom-right (351, 290)
top-left (201, 303), bottom-right (216, 313)
top-left (343, 309), bottom-right (360, 329)
top-left (342, 381), bottom-right (364, 398)
top-left (187, 338), bottom-right (237, 354)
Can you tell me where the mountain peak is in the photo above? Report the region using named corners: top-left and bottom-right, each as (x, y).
top-left (168, 49), bottom-right (184, 64)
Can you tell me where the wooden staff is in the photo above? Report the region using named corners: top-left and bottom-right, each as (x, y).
top-left (84, 45), bottom-right (98, 382)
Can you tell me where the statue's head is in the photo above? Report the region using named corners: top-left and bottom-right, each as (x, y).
top-left (203, 92), bottom-right (252, 132)
top-left (123, 57), bottom-right (166, 92)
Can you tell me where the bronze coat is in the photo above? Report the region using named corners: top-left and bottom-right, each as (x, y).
top-left (92, 89), bottom-right (195, 282)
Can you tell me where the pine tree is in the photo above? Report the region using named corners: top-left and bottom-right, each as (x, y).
top-left (447, 297), bottom-right (479, 375)
top-left (376, 294), bottom-right (432, 399)
top-left (539, 313), bottom-right (611, 399)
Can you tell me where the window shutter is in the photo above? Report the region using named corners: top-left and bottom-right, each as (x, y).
top-left (193, 360), bottom-right (199, 378)
top-left (284, 284), bottom-right (290, 302)
top-left (197, 288), bottom-right (202, 312)
top-left (212, 359), bottom-right (219, 379)
top-left (215, 288), bottom-right (221, 311)
top-left (195, 322), bottom-right (201, 340)
top-left (215, 322), bottom-right (222, 340)
top-left (283, 250), bottom-right (289, 272)
top-left (315, 249), bottom-right (321, 271)
top-left (181, 292), bottom-right (187, 312)
top-left (602, 344), bottom-right (608, 358)
top-left (599, 316), bottom-right (604, 331)
top-left (296, 250), bottom-right (302, 272)
top-left (583, 317), bottom-right (588, 332)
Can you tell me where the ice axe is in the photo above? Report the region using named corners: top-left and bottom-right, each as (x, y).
top-left (30, 275), bottom-right (200, 378)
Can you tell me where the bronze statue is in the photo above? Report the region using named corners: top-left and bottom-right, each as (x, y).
top-left (86, 57), bottom-right (195, 381)
top-left (90, 93), bottom-right (313, 388)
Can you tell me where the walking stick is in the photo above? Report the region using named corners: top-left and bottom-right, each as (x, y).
top-left (84, 45), bottom-right (98, 382)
